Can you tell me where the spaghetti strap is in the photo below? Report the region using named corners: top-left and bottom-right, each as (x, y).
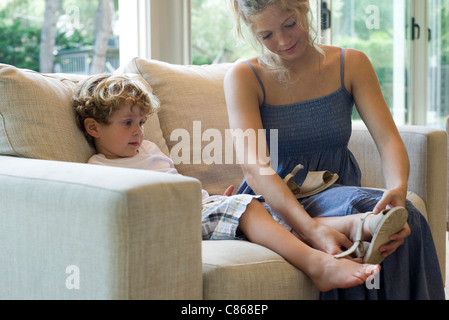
top-left (340, 48), bottom-right (345, 88)
top-left (243, 60), bottom-right (266, 105)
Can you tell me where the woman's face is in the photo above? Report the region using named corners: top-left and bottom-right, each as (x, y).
top-left (252, 4), bottom-right (309, 61)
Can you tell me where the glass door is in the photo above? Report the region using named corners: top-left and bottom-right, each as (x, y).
top-left (327, 0), bottom-right (413, 125)
top-left (427, 0), bottom-right (449, 128)
top-left (327, 0), bottom-right (449, 127)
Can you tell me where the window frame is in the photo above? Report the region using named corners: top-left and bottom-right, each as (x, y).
top-left (118, 0), bottom-right (191, 65)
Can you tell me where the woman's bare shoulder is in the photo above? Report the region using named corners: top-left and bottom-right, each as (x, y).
top-left (224, 57), bottom-right (264, 93)
top-left (226, 57), bottom-right (260, 79)
top-left (224, 57), bottom-right (265, 107)
top-left (343, 48), bottom-right (372, 67)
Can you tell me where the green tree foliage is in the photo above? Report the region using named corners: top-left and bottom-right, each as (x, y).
top-left (0, 17), bottom-right (41, 70)
top-left (0, 0), bottom-right (114, 72)
top-left (331, 0), bottom-right (403, 119)
top-left (191, 0), bottom-right (257, 65)
top-left (331, 0), bottom-right (449, 123)
top-left (430, 0), bottom-right (449, 64)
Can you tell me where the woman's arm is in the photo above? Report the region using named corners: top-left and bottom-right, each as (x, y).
top-left (347, 49), bottom-right (411, 255)
top-left (347, 49), bottom-right (410, 211)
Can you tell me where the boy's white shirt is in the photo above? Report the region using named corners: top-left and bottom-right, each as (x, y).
top-left (88, 140), bottom-right (211, 200)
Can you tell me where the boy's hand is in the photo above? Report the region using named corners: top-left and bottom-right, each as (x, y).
top-left (223, 185), bottom-right (235, 196)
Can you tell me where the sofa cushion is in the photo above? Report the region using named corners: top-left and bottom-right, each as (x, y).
top-left (0, 64), bottom-right (94, 163)
top-left (118, 58), bottom-right (244, 196)
top-left (0, 63), bottom-right (169, 164)
top-left (202, 240), bottom-right (319, 300)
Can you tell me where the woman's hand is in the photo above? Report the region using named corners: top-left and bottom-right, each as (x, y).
top-left (372, 188), bottom-right (411, 259)
top-left (302, 223), bottom-right (354, 257)
top-left (372, 187), bottom-right (406, 214)
top-left (378, 223), bottom-right (410, 259)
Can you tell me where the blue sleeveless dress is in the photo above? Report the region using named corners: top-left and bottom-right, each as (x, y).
top-left (237, 49), bottom-right (445, 300)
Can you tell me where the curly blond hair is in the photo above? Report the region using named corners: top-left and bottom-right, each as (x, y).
top-left (73, 73), bottom-right (160, 147)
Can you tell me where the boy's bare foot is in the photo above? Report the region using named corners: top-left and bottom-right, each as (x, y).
top-left (308, 252), bottom-right (380, 292)
top-left (346, 213), bottom-right (372, 242)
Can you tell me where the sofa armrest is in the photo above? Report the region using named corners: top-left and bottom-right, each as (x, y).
top-left (0, 156), bottom-right (203, 300)
top-left (349, 123), bottom-right (447, 276)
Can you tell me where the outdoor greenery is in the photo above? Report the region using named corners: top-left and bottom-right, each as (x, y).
top-left (331, 0), bottom-right (398, 120)
top-left (331, 0), bottom-right (449, 122)
top-left (430, 0), bottom-right (449, 64)
top-left (0, 0), bottom-right (117, 72)
top-left (191, 0), bottom-right (257, 65)
top-left (0, 17), bottom-right (41, 70)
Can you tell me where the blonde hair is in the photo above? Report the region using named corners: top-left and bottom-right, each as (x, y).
top-left (230, 0), bottom-right (323, 82)
top-left (73, 73), bottom-right (160, 147)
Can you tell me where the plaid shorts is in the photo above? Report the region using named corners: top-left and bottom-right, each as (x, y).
top-left (201, 194), bottom-right (292, 240)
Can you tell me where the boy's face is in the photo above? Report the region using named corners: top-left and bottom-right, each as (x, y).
top-left (87, 102), bottom-right (147, 159)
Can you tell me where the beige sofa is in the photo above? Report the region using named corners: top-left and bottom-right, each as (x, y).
top-left (0, 59), bottom-right (446, 300)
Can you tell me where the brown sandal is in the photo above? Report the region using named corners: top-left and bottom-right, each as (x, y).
top-left (284, 164), bottom-right (339, 199)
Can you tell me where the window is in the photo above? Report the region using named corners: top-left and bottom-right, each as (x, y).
top-left (190, 0), bottom-right (256, 65)
top-left (190, 0), bottom-right (320, 65)
top-left (329, 0), bottom-right (408, 123)
top-left (0, 0), bottom-right (120, 75)
top-left (428, 0), bottom-right (449, 128)
top-left (118, 0), bottom-right (190, 66)
top-left (328, 0), bottom-right (449, 128)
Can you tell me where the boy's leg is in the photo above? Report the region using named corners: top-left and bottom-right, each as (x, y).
top-left (314, 214), bottom-right (372, 242)
top-left (238, 200), bottom-right (380, 292)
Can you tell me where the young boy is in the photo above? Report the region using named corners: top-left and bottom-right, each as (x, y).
top-left (73, 73), bottom-right (383, 292)
top-left (72, 73), bottom-right (276, 239)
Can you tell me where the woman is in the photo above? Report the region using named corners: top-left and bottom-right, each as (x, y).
top-left (224, 0), bottom-right (444, 299)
